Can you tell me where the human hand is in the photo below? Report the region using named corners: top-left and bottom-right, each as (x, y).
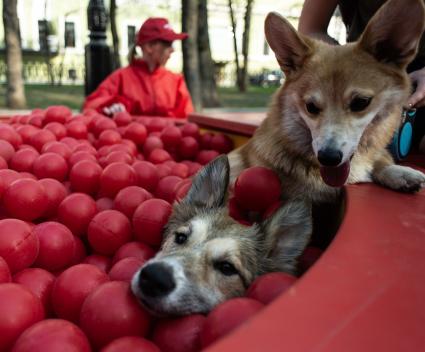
top-left (408, 68), bottom-right (425, 108)
top-left (103, 103), bottom-right (126, 116)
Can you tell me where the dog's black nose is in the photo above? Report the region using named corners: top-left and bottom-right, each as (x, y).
top-left (318, 148), bottom-right (343, 166)
top-left (138, 262), bottom-right (176, 297)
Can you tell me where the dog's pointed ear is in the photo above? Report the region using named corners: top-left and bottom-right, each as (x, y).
top-left (180, 155), bottom-right (230, 209)
top-left (264, 12), bottom-right (311, 74)
top-left (262, 199), bottom-right (312, 274)
top-left (357, 0), bottom-right (425, 68)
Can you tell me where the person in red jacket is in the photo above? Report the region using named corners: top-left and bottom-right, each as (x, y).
top-left (83, 17), bottom-right (194, 118)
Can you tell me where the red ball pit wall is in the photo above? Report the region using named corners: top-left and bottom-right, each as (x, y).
top-left (207, 181), bottom-right (425, 352)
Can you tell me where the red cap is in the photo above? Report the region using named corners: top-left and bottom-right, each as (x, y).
top-left (137, 18), bottom-right (188, 45)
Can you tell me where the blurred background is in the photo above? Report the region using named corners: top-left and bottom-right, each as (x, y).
top-left (0, 0), bottom-right (345, 111)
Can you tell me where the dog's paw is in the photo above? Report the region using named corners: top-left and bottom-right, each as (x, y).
top-left (374, 165), bottom-right (425, 193)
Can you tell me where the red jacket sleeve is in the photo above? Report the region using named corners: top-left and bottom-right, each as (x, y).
top-left (82, 69), bottom-right (134, 113)
top-left (169, 75), bottom-right (194, 118)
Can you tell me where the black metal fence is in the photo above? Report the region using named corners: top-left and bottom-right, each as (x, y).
top-left (0, 61), bottom-right (85, 85)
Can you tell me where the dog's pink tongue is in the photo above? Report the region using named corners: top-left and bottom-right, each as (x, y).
top-left (320, 161), bottom-right (350, 187)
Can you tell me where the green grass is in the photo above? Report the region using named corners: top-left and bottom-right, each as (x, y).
top-left (0, 84), bottom-right (277, 111)
top-left (0, 84), bottom-right (85, 110)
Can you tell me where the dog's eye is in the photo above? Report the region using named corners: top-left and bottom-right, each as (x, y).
top-left (174, 232), bottom-right (188, 245)
top-left (305, 102), bottom-right (321, 115)
top-left (350, 96), bottom-right (372, 112)
top-left (214, 261), bottom-right (238, 276)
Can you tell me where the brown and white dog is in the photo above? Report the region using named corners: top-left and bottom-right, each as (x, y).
top-left (132, 0), bottom-right (425, 316)
top-left (229, 0), bottom-right (425, 203)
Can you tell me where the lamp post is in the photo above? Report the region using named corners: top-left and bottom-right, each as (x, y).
top-left (84, 0), bottom-right (112, 96)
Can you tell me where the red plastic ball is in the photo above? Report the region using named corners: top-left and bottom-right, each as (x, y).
top-left (132, 198), bottom-right (172, 246)
top-left (160, 126), bottom-right (182, 149)
top-left (87, 210), bottom-right (132, 255)
top-left (68, 150), bottom-right (97, 167)
top-left (82, 255), bottom-right (111, 273)
top-left (13, 268), bottom-right (56, 316)
top-left (0, 169), bottom-right (22, 198)
top-left (38, 178), bottom-right (68, 218)
top-left (200, 132), bottom-right (214, 149)
top-left (114, 186), bottom-right (151, 219)
top-left (200, 298), bottom-right (264, 348)
top-left (113, 111), bottom-right (133, 126)
top-left (57, 193), bottom-right (97, 236)
top-left (73, 143), bottom-right (97, 155)
top-left (105, 150), bottom-right (133, 165)
top-left (32, 222), bottom-right (76, 272)
top-left (80, 281), bottom-right (151, 349)
top-left (44, 122), bottom-right (67, 140)
top-left (170, 163), bottom-right (189, 178)
top-left (33, 152), bottom-right (68, 181)
top-left (0, 220), bottom-right (39, 273)
top-left (174, 179), bottom-right (192, 202)
top-left (0, 139), bottom-right (15, 162)
top-left (0, 283), bottom-right (44, 351)
top-left (111, 241), bottom-right (155, 266)
top-left (101, 336), bottom-right (160, 352)
top-left (148, 148), bottom-right (172, 164)
top-left (196, 150), bottom-right (220, 165)
top-left (70, 236), bottom-right (87, 265)
top-left (59, 136), bottom-right (79, 150)
top-left (52, 264), bottom-right (109, 323)
top-left (42, 141), bottom-right (72, 160)
top-left (0, 155), bottom-right (7, 169)
top-left (123, 122), bottom-right (147, 146)
top-left (178, 136), bottom-right (199, 159)
top-left (92, 117), bottom-right (118, 137)
top-left (146, 118), bottom-right (169, 133)
top-left (28, 114), bottom-right (43, 127)
top-left (11, 319), bottom-right (91, 352)
top-left (246, 272), bottom-right (297, 304)
top-left (108, 257), bottom-right (143, 282)
top-left (29, 129), bottom-right (57, 152)
top-left (9, 148), bottom-right (39, 172)
top-left (44, 105), bottom-right (72, 125)
top-left (0, 124), bottom-right (22, 148)
top-left (153, 314), bottom-right (206, 352)
top-left (96, 197), bottom-right (114, 212)
top-left (70, 160), bottom-right (102, 195)
top-left (3, 179), bottom-right (48, 221)
top-left (234, 167), bottom-right (281, 212)
top-left (210, 133), bottom-right (234, 154)
top-left (132, 161), bottom-right (159, 192)
top-left (16, 125), bottom-right (39, 144)
top-left (0, 256), bottom-right (11, 283)
top-left (66, 121), bottom-right (88, 139)
top-left (99, 162), bottom-right (137, 198)
top-left (155, 175), bottom-right (183, 203)
top-left (98, 129), bottom-right (122, 147)
top-left (181, 123), bottom-right (200, 140)
top-left (143, 136), bottom-right (164, 157)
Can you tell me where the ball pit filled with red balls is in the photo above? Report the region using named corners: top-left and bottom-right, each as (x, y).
top-left (0, 106), bottom-right (344, 351)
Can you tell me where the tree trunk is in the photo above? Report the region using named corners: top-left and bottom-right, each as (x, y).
top-left (240, 0), bottom-right (254, 92)
top-left (228, 0), bottom-right (242, 90)
top-left (110, 0), bottom-right (121, 70)
top-left (198, 0), bottom-right (220, 107)
top-left (2, 0), bottom-right (26, 108)
top-left (182, 0), bottom-right (202, 111)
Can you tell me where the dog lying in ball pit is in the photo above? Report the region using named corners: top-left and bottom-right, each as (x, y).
top-left (131, 155), bottom-right (312, 316)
